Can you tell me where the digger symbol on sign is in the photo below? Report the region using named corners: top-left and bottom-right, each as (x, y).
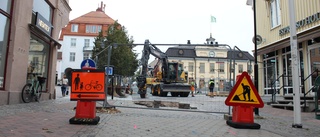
top-left (233, 83), bottom-right (254, 102)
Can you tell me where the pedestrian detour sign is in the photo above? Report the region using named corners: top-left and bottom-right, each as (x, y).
top-left (225, 72), bottom-right (264, 108)
top-left (70, 69), bottom-right (105, 101)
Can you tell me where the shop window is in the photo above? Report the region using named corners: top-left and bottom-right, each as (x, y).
top-left (70, 52), bottom-right (76, 62)
top-left (71, 24), bottom-right (78, 32)
top-left (0, 14), bottom-right (10, 88)
top-left (270, 0), bottom-right (281, 28)
top-left (28, 37), bottom-right (50, 90)
top-left (71, 38), bottom-right (76, 47)
top-left (84, 39), bottom-right (90, 47)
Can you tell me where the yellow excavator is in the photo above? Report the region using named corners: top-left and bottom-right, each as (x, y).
top-left (136, 40), bottom-right (191, 98)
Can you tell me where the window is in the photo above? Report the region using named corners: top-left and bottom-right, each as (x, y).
top-left (0, 0), bottom-right (11, 13)
top-left (247, 63), bottom-right (252, 73)
top-left (200, 63), bottom-right (205, 73)
top-left (210, 63), bottom-right (215, 73)
top-left (238, 64), bottom-right (243, 73)
top-left (83, 53), bottom-right (89, 60)
top-left (218, 63), bottom-right (224, 73)
top-left (84, 39), bottom-right (90, 47)
top-left (32, 0), bottom-right (53, 22)
top-left (188, 62), bottom-right (194, 72)
top-left (270, 0), bottom-right (281, 28)
top-left (71, 38), bottom-right (76, 47)
top-left (28, 36), bottom-right (50, 90)
top-left (70, 52), bottom-right (75, 62)
top-left (0, 14), bottom-right (10, 88)
top-left (311, 49), bottom-right (315, 56)
top-left (71, 24), bottom-right (78, 32)
top-left (86, 25), bottom-right (102, 33)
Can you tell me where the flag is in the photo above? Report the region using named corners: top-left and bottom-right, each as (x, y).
top-left (211, 16), bottom-right (216, 23)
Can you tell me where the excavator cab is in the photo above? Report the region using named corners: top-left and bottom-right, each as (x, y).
top-left (166, 62), bottom-right (187, 83)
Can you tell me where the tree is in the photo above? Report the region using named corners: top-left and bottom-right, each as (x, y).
top-left (92, 21), bottom-right (139, 77)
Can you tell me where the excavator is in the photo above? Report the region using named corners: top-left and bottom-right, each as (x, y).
top-left (136, 40), bottom-right (191, 98)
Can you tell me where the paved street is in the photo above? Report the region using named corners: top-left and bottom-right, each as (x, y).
top-left (0, 86), bottom-right (319, 137)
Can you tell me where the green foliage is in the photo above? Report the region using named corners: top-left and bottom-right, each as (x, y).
top-left (92, 21), bottom-right (139, 77)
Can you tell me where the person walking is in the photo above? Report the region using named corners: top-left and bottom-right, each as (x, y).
top-left (190, 80), bottom-right (195, 97)
top-left (61, 75), bottom-right (68, 97)
top-left (208, 78), bottom-right (215, 97)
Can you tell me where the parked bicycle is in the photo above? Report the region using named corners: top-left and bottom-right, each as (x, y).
top-left (22, 73), bottom-right (46, 103)
top-left (85, 80), bottom-right (102, 90)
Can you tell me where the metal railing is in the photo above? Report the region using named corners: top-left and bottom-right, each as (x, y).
top-left (302, 69), bottom-right (319, 112)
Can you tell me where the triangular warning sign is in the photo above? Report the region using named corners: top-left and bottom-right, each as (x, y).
top-left (225, 72), bottom-right (264, 108)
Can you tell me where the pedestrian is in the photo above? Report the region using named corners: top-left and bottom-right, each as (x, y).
top-left (190, 80), bottom-right (195, 97)
top-left (61, 75), bottom-right (68, 97)
top-left (208, 78), bottom-right (215, 97)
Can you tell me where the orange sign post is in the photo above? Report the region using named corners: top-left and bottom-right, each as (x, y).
top-left (69, 68), bottom-right (105, 125)
top-left (225, 71), bottom-right (264, 129)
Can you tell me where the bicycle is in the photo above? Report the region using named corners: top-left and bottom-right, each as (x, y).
top-left (85, 80), bottom-right (103, 90)
top-left (22, 73), bottom-right (46, 103)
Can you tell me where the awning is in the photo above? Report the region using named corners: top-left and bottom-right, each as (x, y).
top-left (28, 24), bottom-right (61, 48)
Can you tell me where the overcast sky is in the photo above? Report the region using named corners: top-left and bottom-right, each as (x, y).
top-left (69, 0), bottom-right (254, 58)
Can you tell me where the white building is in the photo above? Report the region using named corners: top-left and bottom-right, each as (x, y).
top-left (57, 2), bottom-right (115, 81)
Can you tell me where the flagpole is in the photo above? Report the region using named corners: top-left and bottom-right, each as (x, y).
top-left (210, 15), bottom-right (212, 35)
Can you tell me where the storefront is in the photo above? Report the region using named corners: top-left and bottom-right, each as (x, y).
top-left (0, 0), bottom-right (70, 105)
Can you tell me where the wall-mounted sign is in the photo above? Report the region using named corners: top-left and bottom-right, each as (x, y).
top-left (35, 12), bottom-right (53, 36)
top-left (279, 12), bottom-right (320, 35)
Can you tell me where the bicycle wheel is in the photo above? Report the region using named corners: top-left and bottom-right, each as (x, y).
top-left (22, 84), bottom-right (33, 103)
top-left (85, 84), bottom-right (91, 90)
top-left (34, 85), bottom-right (42, 102)
top-left (96, 84), bottom-right (103, 90)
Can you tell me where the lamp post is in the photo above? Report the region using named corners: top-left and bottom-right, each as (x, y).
top-left (253, 0), bottom-right (260, 116)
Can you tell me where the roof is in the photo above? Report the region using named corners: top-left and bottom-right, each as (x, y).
top-left (165, 45), bottom-right (196, 58)
top-left (70, 11), bottom-right (115, 24)
top-left (165, 45), bottom-right (254, 61)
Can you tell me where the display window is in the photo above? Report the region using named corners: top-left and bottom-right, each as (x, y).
top-left (27, 36), bottom-right (50, 91)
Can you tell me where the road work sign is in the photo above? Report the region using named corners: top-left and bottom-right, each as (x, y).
top-left (70, 69), bottom-right (105, 101)
top-left (225, 72), bottom-right (264, 108)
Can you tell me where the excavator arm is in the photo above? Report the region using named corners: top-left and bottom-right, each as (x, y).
top-left (137, 40), bottom-right (169, 98)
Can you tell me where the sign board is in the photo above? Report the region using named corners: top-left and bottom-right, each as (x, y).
top-left (35, 12), bottom-right (52, 36)
top-left (80, 59), bottom-right (96, 69)
top-left (225, 72), bottom-right (264, 108)
top-left (70, 69), bottom-right (105, 101)
top-left (105, 66), bottom-right (114, 76)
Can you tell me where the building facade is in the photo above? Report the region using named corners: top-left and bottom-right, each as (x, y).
top-left (0, 0), bottom-right (71, 105)
top-left (57, 2), bottom-right (115, 81)
top-left (253, 0), bottom-right (320, 96)
top-left (165, 35), bottom-right (254, 94)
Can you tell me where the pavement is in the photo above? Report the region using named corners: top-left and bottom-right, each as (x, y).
top-left (0, 86), bottom-right (319, 137)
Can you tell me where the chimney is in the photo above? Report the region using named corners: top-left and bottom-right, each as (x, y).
top-left (96, 1), bottom-right (105, 12)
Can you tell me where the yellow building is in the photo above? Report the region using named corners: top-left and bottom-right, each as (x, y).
top-left (252, 0), bottom-right (320, 96)
top-left (165, 35), bottom-right (254, 94)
